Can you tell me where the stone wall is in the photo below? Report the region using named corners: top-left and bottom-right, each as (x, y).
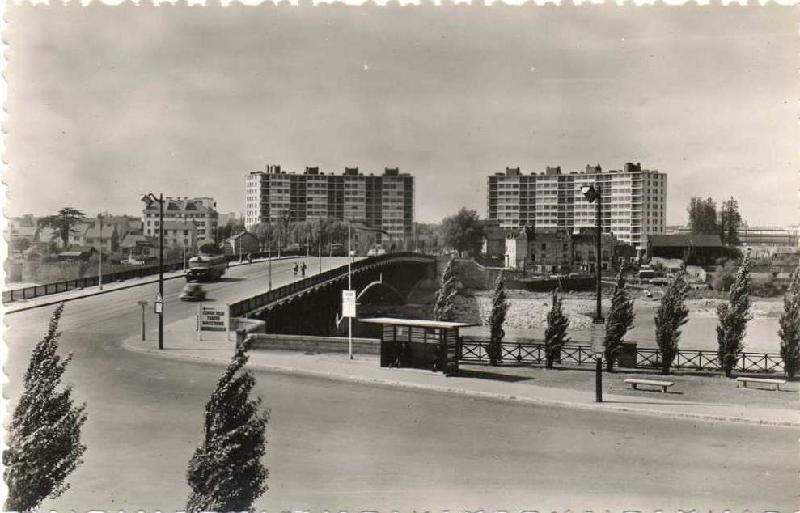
top-left (246, 333), bottom-right (380, 355)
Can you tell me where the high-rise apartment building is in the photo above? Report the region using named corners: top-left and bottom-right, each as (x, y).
top-left (488, 163), bottom-right (666, 252)
top-left (245, 165), bottom-right (414, 243)
top-left (142, 197), bottom-right (219, 245)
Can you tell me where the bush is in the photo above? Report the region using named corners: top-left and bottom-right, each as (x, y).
top-left (487, 273), bottom-right (507, 366)
top-left (544, 290), bottom-right (570, 369)
top-left (186, 339), bottom-right (269, 512)
top-left (716, 256), bottom-right (753, 377)
top-left (4, 304), bottom-right (87, 511)
top-left (654, 270), bottom-right (690, 375)
top-left (779, 268), bottom-right (800, 379)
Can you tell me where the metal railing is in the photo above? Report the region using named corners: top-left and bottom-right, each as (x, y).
top-left (636, 348), bottom-right (785, 373)
top-left (2, 248), bottom-right (311, 305)
top-left (3, 259), bottom-right (187, 304)
top-left (228, 252), bottom-right (434, 318)
top-left (460, 340), bottom-right (785, 374)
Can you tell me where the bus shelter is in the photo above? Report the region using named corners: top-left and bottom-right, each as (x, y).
top-left (359, 318), bottom-right (477, 376)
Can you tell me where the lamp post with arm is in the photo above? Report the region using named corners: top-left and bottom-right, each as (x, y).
top-left (97, 213), bottom-right (104, 291)
top-left (580, 182), bottom-right (604, 402)
top-left (141, 193), bottom-right (164, 351)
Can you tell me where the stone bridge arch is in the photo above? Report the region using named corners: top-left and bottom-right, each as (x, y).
top-left (356, 280), bottom-right (405, 305)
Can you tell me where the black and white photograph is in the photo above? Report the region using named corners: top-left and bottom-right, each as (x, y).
top-left (2, 2), bottom-right (799, 511)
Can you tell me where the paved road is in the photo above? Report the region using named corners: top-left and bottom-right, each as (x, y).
top-left (4, 257), bottom-right (798, 511)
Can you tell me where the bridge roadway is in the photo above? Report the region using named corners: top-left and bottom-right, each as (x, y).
top-left (3, 256), bottom-right (798, 511)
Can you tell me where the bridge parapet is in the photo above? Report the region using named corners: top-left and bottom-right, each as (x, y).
top-left (228, 252), bottom-right (435, 318)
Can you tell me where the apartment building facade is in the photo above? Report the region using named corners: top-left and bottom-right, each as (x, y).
top-left (142, 197), bottom-right (218, 244)
top-left (245, 165), bottom-right (414, 243)
top-left (488, 162), bottom-right (666, 253)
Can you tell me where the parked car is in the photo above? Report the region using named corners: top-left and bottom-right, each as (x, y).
top-left (179, 283), bottom-right (206, 301)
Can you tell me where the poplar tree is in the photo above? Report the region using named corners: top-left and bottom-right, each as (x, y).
top-left (434, 258), bottom-right (459, 322)
top-left (186, 339), bottom-right (269, 512)
top-left (544, 289), bottom-right (570, 369)
top-left (654, 270), bottom-right (690, 375)
top-left (779, 265), bottom-right (800, 379)
top-left (487, 273), bottom-right (508, 366)
top-left (716, 255), bottom-right (753, 377)
top-left (4, 303), bottom-right (87, 512)
top-left (604, 268), bottom-right (635, 372)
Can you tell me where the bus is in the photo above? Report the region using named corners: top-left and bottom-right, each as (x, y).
top-left (186, 254), bottom-right (227, 282)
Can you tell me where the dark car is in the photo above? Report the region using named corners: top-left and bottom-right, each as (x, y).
top-left (179, 283), bottom-right (206, 301)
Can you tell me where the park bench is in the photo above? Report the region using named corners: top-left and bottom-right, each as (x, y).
top-left (736, 377), bottom-right (786, 391)
top-left (624, 378), bottom-right (675, 393)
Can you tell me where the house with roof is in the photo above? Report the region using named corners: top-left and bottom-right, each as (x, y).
top-left (67, 220), bottom-right (92, 248)
top-left (120, 234), bottom-right (156, 262)
top-left (645, 234), bottom-right (729, 266)
top-left (57, 246), bottom-right (96, 261)
top-left (84, 221), bottom-right (119, 254)
top-left (223, 231), bottom-right (260, 257)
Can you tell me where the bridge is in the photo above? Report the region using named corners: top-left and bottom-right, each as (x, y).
top-left (228, 252), bottom-right (436, 336)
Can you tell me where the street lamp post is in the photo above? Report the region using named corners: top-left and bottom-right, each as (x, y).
top-left (348, 222), bottom-right (353, 360)
top-left (97, 213), bottom-right (104, 291)
top-left (581, 182), bottom-right (604, 403)
top-left (141, 193), bottom-right (165, 351)
top-left (268, 225), bottom-right (272, 291)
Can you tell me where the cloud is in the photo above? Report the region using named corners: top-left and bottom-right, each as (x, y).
top-left (5, 3), bottom-right (798, 226)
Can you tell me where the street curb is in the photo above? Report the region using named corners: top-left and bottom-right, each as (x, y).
top-left (2, 256), bottom-right (299, 315)
top-left (122, 338), bottom-right (800, 429)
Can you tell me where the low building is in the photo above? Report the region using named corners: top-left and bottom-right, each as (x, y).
top-left (57, 246), bottom-right (96, 261)
top-left (68, 221), bottom-right (92, 247)
top-left (481, 219), bottom-right (506, 257)
top-left (120, 234), bottom-right (156, 262)
top-left (646, 234), bottom-right (727, 266)
top-left (223, 231), bottom-right (261, 257)
top-left (571, 229), bottom-right (620, 272)
top-left (529, 229), bottom-right (572, 273)
top-left (84, 222), bottom-right (119, 254)
top-left (503, 227), bottom-right (623, 272)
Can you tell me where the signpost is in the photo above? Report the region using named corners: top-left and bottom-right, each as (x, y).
top-left (342, 290), bottom-right (357, 359)
top-left (197, 305), bottom-right (229, 341)
top-left (154, 293), bottom-right (163, 314)
top-left (137, 300), bottom-right (148, 341)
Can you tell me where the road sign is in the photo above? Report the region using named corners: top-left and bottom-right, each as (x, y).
top-left (154, 294), bottom-right (163, 314)
top-left (342, 290), bottom-right (356, 318)
top-left (197, 305), bottom-right (229, 341)
top-left (591, 320), bottom-right (605, 356)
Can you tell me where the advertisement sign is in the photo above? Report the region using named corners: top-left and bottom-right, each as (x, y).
top-left (197, 305), bottom-right (229, 340)
top-left (342, 290), bottom-right (357, 318)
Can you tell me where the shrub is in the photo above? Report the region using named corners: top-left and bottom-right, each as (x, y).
top-left (716, 255), bottom-right (753, 377)
top-left (654, 270), bottom-right (690, 375)
top-left (544, 289), bottom-right (570, 369)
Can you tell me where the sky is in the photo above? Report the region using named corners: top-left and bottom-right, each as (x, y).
top-left (4, 4), bottom-right (799, 226)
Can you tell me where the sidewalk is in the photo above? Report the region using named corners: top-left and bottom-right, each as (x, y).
top-left (2, 256), bottom-right (292, 315)
top-left (125, 317), bottom-right (800, 428)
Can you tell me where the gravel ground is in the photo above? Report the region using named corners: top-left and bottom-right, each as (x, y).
top-left (459, 362), bottom-right (800, 410)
